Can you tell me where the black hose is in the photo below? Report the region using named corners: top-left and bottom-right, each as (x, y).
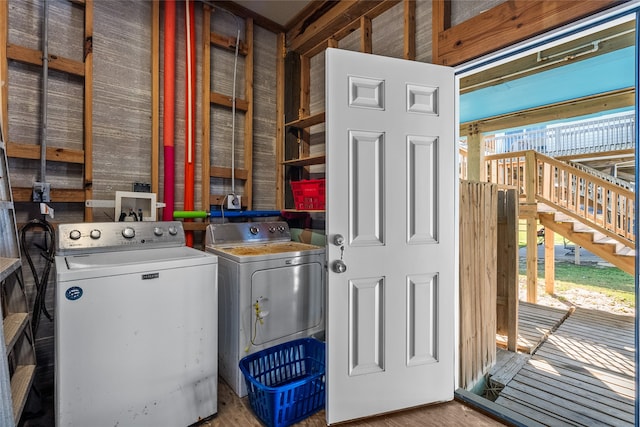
top-left (19, 218), bottom-right (55, 335)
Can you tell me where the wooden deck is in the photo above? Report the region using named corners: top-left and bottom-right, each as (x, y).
top-left (491, 305), bottom-right (636, 426)
top-left (496, 301), bottom-right (573, 354)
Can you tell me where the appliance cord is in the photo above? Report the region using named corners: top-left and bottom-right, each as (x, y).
top-left (20, 218), bottom-right (56, 334)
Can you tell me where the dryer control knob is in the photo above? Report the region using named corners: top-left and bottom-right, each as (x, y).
top-left (249, 226), bottom-right (260, 235)
top-left (90, 229), bottom-right (101, 240)
top-left (153, 227), bottom-right (164, 236)
top-left (122, 227), bottom-right (135, 239)
top-left (277, 226), bottom-right (286, 233)
top-left (268, 227), bottom-right (276, 233)
top-left (168, 226), bottom-right (178, 235)
top-left (69, 230), bottom-right (81, 240)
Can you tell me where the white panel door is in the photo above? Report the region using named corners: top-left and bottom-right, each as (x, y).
top-left (325, 48), bottom-right (456, 424)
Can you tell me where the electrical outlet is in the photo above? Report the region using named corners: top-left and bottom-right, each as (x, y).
top-left (227, 194), bottom-right (241, 210)
top-left (33, 182), bottom-right (51, 203)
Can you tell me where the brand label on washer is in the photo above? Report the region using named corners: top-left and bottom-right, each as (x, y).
top-left (65, 286), bottom-right (83, 301)
top-left (142, 272), bottom-right (159, 280)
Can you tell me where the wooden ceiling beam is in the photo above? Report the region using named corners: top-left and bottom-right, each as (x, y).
top-left (287, 0), bottom-right (399, 55)
top-left (435, 0), bottom-right (620, 66)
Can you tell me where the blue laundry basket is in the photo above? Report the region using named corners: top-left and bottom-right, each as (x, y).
top-left (239, 338), bottom-right (326, 427)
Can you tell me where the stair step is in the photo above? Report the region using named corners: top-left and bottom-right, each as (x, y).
top-left (10, 364), bottom-right (36, 423)
top-left (3, 313), bottom-right (29, 352)
top-left (616, 247), bottom-right (636, 257)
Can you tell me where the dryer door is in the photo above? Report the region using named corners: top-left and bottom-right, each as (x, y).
top-left (250, 261), bottom-right (324, 345)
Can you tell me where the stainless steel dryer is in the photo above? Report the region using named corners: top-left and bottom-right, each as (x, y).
top-left (205, 221), bottom-right (325, 397)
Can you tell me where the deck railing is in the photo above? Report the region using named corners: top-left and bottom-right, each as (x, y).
top-left (483, 111), bottom-right (635, 157)
top-left (484, 150), bottom-right (635, 247)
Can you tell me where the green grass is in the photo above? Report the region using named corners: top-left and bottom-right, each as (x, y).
top-left (517, 220), bottom-right (565, 248)
top-left (519, 261), bottom-right (635, 308)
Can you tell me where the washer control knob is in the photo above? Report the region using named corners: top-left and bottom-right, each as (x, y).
top-left (277, 226), bottom-right (286, 233)
top-left (268, 227), bottom-right (276, 233)
top-left (153, 227), bottom-right (164, 236)
top-left (69, 230), bottom-right (81, 240)
top-left (89, 229), bottom-right (101, 240)
top-left (122, 227), bottom-right (135, 239)
top-left (168, 226), bottom-right (178, 236)
top-left (249, 226), bottom-right (260, 235)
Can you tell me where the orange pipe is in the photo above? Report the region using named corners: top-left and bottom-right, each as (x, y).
top-left (162, 0), bottom-right (176, 221)
top-left (184, 0), bottom-right (196, 246)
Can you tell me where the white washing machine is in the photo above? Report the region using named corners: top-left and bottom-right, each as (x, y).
top-left (205, 221), bottom-right (325, 397)
top-left (55, 221), bottom-right (218, 427)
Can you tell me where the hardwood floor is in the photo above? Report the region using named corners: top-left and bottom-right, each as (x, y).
top-left (21, 378), bottom-right (508, 427)
top-left (204, 379), bottom-right (508, 426)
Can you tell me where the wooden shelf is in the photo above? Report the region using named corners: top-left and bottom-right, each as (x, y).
top-left (282, 154), bottom-right (326, 167)
top-left (285, 112), bottom-right (325, 128)
top-left (0, 257), bottom-right (21, 283)
top-left (10, 364), bottom-right (36, 423)
top-left (3, 313), bottom-right (28, 352)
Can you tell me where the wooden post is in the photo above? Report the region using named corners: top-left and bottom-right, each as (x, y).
top-left (496, 188), bottom-right (518, 352)
top-left (466, 123), bottom-right (481, 182)
top-left (544, 225), bottom-right (555, 295)
top-left (525, 151), bottom-right (538, 303)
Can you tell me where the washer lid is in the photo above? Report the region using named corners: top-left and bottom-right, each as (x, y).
top-left (62, 246), bottom-right (213, 270)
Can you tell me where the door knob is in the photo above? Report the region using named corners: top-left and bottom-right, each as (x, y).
top-left (333, 234), bottom-right (345, 246)
top-left (332, 260), bottom-right (347, 273)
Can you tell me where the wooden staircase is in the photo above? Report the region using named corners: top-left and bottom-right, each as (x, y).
top-left (484, 150), bottom-right (635, 275)
top-left (537, 203), bottom-right (635, 274)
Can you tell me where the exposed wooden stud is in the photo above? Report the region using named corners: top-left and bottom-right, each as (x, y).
top-left (151, 0), bottom-right (160, 195)
top-left (210, 166), bottom-right (249, 180)
top-left (288, 1), bottom-right (389, 55)
top-left (7, 45), bottom-right (85, 76)
top-left (275, 32), bottom-right (285, 210)
top-left (210, 32), bottom-right (249, 55)
top-left (403, 0), bottom-right (415, 60)
top-left (0, 0), bottom-right (7, 137)
top-left (210, 92), bottom-right (249, 111)
top-left (83, 0), bottom-right (94, 221)
top-left (360, 16), bottom-right (372, 54)
top-left (202, 5), bottom-right (212, 210)
top-left (12, 188), bottom-right (86, 203)
top-left (6, 142), bottom-right (84, 164)
top-left (243, 18), bottom-right (254, 209)
top-left (431, 0), bottom-right (450, 65)
top-left (301, 1), bottom-right (399, 58)
top-left (435, 0), bottom-right (618, 66)
top-left (299, 55), bottom-right (310, 119)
